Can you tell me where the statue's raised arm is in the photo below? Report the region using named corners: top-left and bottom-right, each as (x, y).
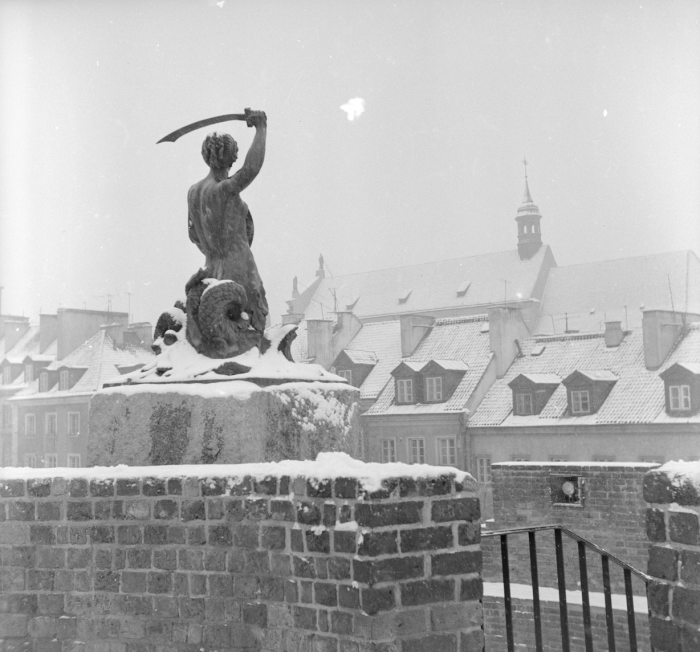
top-left (221, 110), bottom-right (266, 194)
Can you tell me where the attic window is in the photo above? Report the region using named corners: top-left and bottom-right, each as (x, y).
top-left (398, 289), bottom-right (412, 304)
top-left (2, 367), bottom-right (11, 385)
top-left (659, 363), bottom-right (699, 415)
top-left (39, 372), bottom-right (49, 393)
top-left (59, 371), bottom-right (70, 391)
top-left (531, 344), bottom-right (546, 356)
top-left (571, 390), bottom-right (591, 414)
top-left (669, 386), bottom-right (691, 411)
top-left (456, 281), bottom-right (471, 297)
top-left (25, 364), bottom-right (33, 383)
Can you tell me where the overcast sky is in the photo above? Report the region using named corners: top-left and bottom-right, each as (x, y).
top-left (1, 0), bottom-right (698, 326)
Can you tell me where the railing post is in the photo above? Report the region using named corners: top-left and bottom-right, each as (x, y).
top-left (577, 541), bottom-right (594, 652)
top-left (601, 555), bottom-right (616, 652)
top-left (528, 530), bottom-right (544, 652)
top-left (500, 533), bottom-right (515, 652)
top-left (554, 528), bottom-right (570, 652)
top-left (624, 568), bottom-right (639, 652)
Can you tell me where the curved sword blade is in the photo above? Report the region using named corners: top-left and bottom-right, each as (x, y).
top-left (157, 113), bottom-right (248, 144)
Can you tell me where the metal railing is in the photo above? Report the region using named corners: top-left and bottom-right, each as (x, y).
top-left (481, 525), bottom-right (652, 652)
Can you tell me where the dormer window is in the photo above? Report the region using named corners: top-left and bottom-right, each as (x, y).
top-left (59, 370), bottom-right (70, 391)
top-left (508, 374), bottom-right (560, 416)
top-left (332, 350), bottom-right (377, 390)
top-left (337, 369), bottom-right (353, 385)
top-left (660, 363), bottom-right (699, 415)
top-left (425, 376), bottom-right (443, 402)
top-left (562, 370), bottom-right (618, 417)
top-left (2, 367), bottom-right (11, 385)
top-left (397, 378), bottom-right (414, 404)
top-left (39, 372), bottom-right (49, 393)
top-left (669, 385), bottom-right (691, 411)
top-left (515, 393), bottom-right (534, 415)
top-left (25, 364), bottom-right (33, 383)
top-left (571, 390), bottom-right (591, 415)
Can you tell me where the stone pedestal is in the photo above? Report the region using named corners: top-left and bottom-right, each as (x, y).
top-left (87, 380), bottom-right (360, 466)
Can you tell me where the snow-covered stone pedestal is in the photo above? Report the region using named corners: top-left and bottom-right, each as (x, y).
top-left (89, 323), bottom-right (361, 466)
top-left (88, 380), bottom-right (360, 466)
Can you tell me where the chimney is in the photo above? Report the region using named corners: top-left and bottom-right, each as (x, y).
top-left (604, 321), bottom-right (624, 348)
top-left (307, 319), bottom-right (334, 369)
top-left (39, 314), bottom-right (58, 353)
top-left (333, 312), bottom-right (363, 359)
top-left (104, 322), bottom-right (125, 347)
top-left (488, 306), bottom-right (531, 378)
top-left (123, 322), bottom-right (153, 348)
top-left (4, 317), bottom-right (30, 352)
top-left (642, 310), bottom-right (700, 370)
top-left (400, 314), bottom-right (434, 358)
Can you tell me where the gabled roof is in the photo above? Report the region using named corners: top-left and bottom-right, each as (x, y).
top-left (536, 250), bottom-right (700, 335)
top-left (12, 330), bottom-right (153, 399)
top-left (563, 369), bottom-right (619, 384)
top-left (342, 350), bottom-right (378, 366)
top-left (509, 373), bottom-right (561, 387)
top-left (659, 362), bottom-right (700, 379)
top-left (366, 315), bottom-right (493, 416)
top-left (392, 360), bottom-right (426, 374)
top-left (428, 360), bottom-right (470, 372)
top-left (470, 323), bottom-right (700, 427)
top-left (291, 246), bottom-right (555, 322)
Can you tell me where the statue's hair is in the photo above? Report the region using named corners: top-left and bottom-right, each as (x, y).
top-left (201, 132), bottom-right (238, 169)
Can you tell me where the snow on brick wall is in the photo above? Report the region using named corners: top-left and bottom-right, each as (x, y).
top-left (644, 461), bottom-right (700, 651)
top-left (0, 455), bottom-right (484, 652)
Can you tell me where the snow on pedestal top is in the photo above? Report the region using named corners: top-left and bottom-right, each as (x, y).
top-left (0, 452), bottom-right (473, 494)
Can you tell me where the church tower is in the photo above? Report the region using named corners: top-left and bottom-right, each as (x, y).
top-left (516, 158), bottom-right (543, 260)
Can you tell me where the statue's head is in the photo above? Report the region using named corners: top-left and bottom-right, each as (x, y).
top-left (201, 132), bottom-right (239, 170)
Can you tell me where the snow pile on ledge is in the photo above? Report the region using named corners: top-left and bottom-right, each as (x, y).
top-left (0, 452), bottom-right (472, 494)
top-left (109, 323), bottom-right (346, 386)
top-left (657, 460), bottom-right (700, 493)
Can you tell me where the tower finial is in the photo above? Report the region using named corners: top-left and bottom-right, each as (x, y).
top-left (522, 156), bottom-right (533, 203)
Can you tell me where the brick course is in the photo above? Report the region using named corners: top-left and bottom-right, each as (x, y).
top-left (0, 469), bottom-right (484, 652)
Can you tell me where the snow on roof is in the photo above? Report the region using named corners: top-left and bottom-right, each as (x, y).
top-left (470, 325), bottom-right (700, 427)
top-left (294, 246), bottom-right (554, 321)
top-left (13, 330), bottom-right (153, 399)
top-left (536, 250), bottom-right (700, 335)
top-left (343, 349), bottom-right (378, 365)
top-left (0, 451), bottom-right (471, 494)
top-left (366, 315), bottom-right (492, 415)
top-left (565, 369), bottom-right (619, 383)
top-left (667, 362), bottom-right (700, 375)
top-left (429, 359), bottom-right (470, 371)
top-left (3, 326), bottom-right (42, 365)
top-left (511, 373), bottom-right (561, 385)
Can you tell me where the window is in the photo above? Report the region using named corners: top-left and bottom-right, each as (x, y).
top-left (25, 414), bottom-right (36, 438)
top-left (476, 457), bottom-right (492, 483)
top-left (408, 438), bottom-right (425, 464)
top-left (593, 455), bottom-right (616, 462)
top-left (68, 412), bottom-right (81, 437)
top-left (59, 370), bottom-right (70, 391)
top-left (39, 373), bottom-right (49, 393)
top-left (24, 453), bottom-right (37, 468)
top-left (571, 390), bottom-right (590, 414)
top-left (2, 406), bottom-right (11, 428)
top-left (549, 456), bottom-right (569, 462)
top-left (45, 454), bottom-right (58, 468)
top-left (46, 413), bottom-right (57, 438)
top-left (25, 364), bottom-right (33, 383)
top-left (3, 367), bottom-right (11, 385)
top-left (425, 377), bottom-right (443, 402)
top-left (437, 437), bottom-right (456, 466)
top-left (338, 369), bottom-right (353, 385)
top-left (511, 455), bottom-right (531, 462)
top-left (67, 454), bottom-right (81, 468)
top-left (381, 439), bottom-right (396, 463)
top-left (515, 393), bottom-right (534, 415)
top-left (669, 385), bottom-right (691, 411)
top-left (397, 378), bottom-right (414, 404)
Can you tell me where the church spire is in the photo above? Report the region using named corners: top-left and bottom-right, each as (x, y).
top-left (515, 158), bottom-right (543, 260)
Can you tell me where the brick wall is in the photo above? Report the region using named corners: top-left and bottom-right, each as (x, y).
top-left (485, 463), bottom-right (657, 593)
top-left (644, 462), bottom-right (700, 651)
top-left (0, 463), bottom-right (484, 652)
top-left (483, 463), bottom-right (657, 651)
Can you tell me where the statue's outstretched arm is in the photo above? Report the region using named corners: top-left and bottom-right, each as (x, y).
top-left (224, 111), bottom-right (266, 194)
